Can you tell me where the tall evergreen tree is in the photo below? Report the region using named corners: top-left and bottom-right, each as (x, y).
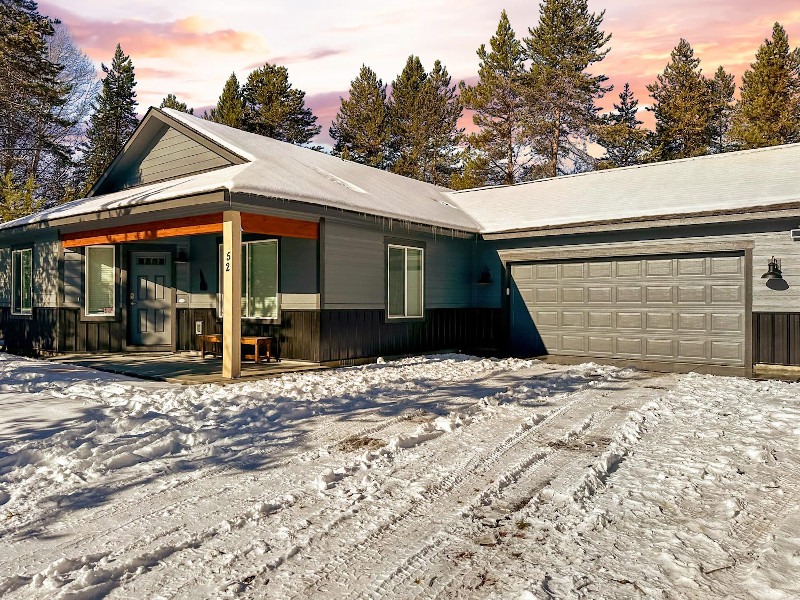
top-left (390, 56), bottom-right (463, 185)
top-left (647, 39), bottom-right (715, 161)
top-left (329, 65), bottom-right (390, 168)
top-left (522, 0), bottom-right (612, 179)
top-left (730, 23), bottom-right (800, 149)
top-left (206, 72), bottom-right (244, 128)
top-left (83, 44), bottom-right (138, 190)
top-left (709, 66), bottom-right (736, 153)
top-left (460, 10), bottom-right (527, 186)
top-left (242, 63), bottom-right (320, 144)
top-left (595, 83), bottom-right (648, 168)
top-left (160, 93), bottom-right (193, 114)
top-left (0, 0), bottom-right (72, 218)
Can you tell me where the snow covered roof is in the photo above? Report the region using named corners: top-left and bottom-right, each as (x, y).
top-left (444, 143), bottom-right (800, 234)
top-left (0, 107), bottom-right (480, 232)
top-left (2, 106), bottom-right (800, 236)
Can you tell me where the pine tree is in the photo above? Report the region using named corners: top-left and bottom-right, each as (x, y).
top-left (329, 65), bottom-right (390, 168)
top-left (730, 23), bottom-right (800, 149)
top-left (647, 39), bottom-right (715, 161)
top-left (389, 56), bottom-right (463, 185)
top-left (460, 10), bottom-right (527, 185)
top-left (709, 66), bottom-right (735, 153)
top-left (242, 64), bottom-right (320, 144)
top-left (595, 83), bottom-right (648, 168)
top-left (83, 44), bottom-right (138, 189)
top-left (207, 72), bottom-right (244, 128)
top-left (160, 93), bottom-right (193, 114)
top-left (0, 171), bottom-right (44, 222)
top-left (0, 0), bottom-right (71, 207)
top-left (522, 0), bottom-right (612, 179)
top-left (450, 147), bottom-right (490, 190)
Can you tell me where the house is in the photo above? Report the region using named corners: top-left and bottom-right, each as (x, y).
top-left (1, 107), bottom-right (799, 378)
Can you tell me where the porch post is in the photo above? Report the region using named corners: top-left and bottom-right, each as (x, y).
top-left (222, 210), bottom-right (242, 379)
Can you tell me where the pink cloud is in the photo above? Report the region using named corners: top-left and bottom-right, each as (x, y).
top-left (38, 2), bottom-right (266, 62)
top-left (245, 48), bottom-right (344, 70)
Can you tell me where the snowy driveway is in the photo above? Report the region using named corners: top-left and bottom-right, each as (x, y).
top-left (0, 354), bottom-right (799, 599)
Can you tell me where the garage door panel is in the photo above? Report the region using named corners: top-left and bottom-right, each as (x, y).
top-left (646, 312), bottom-right (674, 331)
top-left (711, 284), bottom-right (743, 304)
top-left (588, 311), bottom-right (613, 328)
top-left (561, 263), bottom-right (584, 279)
top-left (677, 257), bottom-right (707, 276)
top-left (588, 336), bottom-right (613, 353)
top-left (510, 251), bottom-right (746, 367)
top-left (678, 286), bottom-right (706, 303)
top-left (710, 256), bottom-right (743, 275)
top-left (617, 286), bottom-right (642, 303)
top-left (646, 259), bottom-right (673, 277)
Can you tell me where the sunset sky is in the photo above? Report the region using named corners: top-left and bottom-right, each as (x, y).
top-left (40, 0), bottom-right (800, 146)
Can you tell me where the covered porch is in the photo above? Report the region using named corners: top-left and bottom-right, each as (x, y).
top-left (49, 352), bottom-right (328, 385)
top-left (60, 207), bottom-right (321, 379)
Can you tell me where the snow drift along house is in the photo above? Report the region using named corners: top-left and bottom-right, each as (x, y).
top-left (1, 107), bottom-right (799, 378)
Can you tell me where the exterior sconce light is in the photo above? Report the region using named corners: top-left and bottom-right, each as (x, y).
top-left (175, 248), bottom-right (189, 263)
top-left (762, 256), bottom-right (788, 290)
top-left (761, 256), bottom-right (783, 280)
top-left (477, 268), bottom-right (492, 285)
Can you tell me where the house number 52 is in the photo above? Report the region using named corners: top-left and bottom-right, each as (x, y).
top-left (225, 251), bottom-right (231, 272)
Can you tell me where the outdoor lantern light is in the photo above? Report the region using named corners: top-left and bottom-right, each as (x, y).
top-left (175, 248), bottom-right (189, 263)
top-left (762, 256), bottom-right (783, 280)
top-left (477, 268), bottom-right (492, 285)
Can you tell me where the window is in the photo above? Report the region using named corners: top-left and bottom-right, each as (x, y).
top-left (11, 248), bottom-right (32, 315)
top-left (85, 246), bottom-right (115, 316)
top-left (219, 240), bottom-right (278, 319)
top-left (387, 244), bottom-right (423, 318)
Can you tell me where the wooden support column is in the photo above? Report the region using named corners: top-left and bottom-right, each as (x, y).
top-left (222, 211), bottom-right (242, 379)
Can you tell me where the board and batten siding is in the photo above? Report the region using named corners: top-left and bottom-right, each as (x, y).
top-left (323, 218), bottom-right (476, 310)
top-left (117, 125), bottom-right (230, 190)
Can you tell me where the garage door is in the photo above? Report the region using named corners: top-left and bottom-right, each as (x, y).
top-left (510, 252), bottom-right (746, 366)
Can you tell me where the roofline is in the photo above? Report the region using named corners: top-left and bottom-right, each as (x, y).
top-left (448, 142), bottom-right (800, 196)
top-left (481, 201), bottom-right (800, 239)
top-left (87, 107), bottom-right (249, 198)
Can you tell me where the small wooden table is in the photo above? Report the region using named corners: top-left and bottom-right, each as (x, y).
top-left (198, 334), bottom-right (276, 363)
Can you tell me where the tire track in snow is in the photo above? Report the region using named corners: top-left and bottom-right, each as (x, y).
top-left (261, 371), bottom-right (637, 599)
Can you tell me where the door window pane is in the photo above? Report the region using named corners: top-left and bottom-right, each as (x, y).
top-left (86, 246), bottom-right (115, 315)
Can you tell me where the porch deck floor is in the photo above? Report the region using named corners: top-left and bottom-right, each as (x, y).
top-left (49, 352), bottom-right (328, 385)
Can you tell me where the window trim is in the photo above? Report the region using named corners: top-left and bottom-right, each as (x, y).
top-left (218, 238), bottom-right (280, 321)
top-left (11, 248), bottom-right (33, 316)
top-left (386, 243), bottom-right (424, 320)
top-left (84, 245), bottom-right (116, 318)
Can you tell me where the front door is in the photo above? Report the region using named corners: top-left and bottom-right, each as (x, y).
top-left (130, 252), bottom-right (172, 346)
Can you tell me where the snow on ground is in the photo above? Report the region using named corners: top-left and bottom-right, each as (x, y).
top-left (0, 353), bottom-right (798, 599)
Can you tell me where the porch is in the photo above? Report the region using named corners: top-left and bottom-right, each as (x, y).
top-left (49, 352), bottom-right (327, 385)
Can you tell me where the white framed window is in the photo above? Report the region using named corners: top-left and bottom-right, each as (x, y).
top-left (387, 244), bottom-right (423, 318)
top-left (219, 239), bottom-right (279, 319)
top-left (85, 245), bottom-right (116, 316)
top-left (11, 248), bottom-right (33, 315)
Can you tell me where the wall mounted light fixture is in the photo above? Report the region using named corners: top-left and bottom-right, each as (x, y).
top-left (762, 256), bottom-right (788, 290)
top-left (477, 268), bottom-right (492, 285)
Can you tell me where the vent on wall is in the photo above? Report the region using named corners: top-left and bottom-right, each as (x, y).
top-left (791, 228), bottom-right (800, 240)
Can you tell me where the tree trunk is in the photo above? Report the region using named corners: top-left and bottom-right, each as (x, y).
top-left (551, 107), bottom-right (561, 178)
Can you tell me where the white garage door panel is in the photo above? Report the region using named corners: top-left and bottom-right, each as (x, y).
top-left (511, 252), bottom-right (746, 366)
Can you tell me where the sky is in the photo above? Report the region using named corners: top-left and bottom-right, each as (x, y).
top-left (40, 0), bottom-right (800, 147)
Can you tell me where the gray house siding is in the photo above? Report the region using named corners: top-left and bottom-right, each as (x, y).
top-left (323, 217), bottom-right (476, 311)
top-left (116, 125), bottom-right (230, 190)
top-left (33, 238), bottom-right (59, 308)
top-left (0, 246), bottom-right (9, 306)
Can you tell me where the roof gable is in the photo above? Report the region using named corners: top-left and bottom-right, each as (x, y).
top-left (91, 109), bottom-right (247, 196)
